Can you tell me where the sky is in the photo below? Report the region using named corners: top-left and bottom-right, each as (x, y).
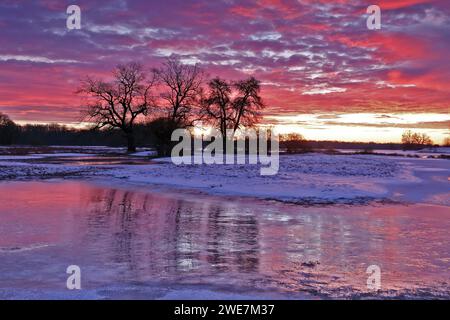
top-left (0, 0), bottom-right (449, 143)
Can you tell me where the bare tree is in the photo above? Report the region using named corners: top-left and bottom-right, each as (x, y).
top-left (413, 132), bottom-right (433, 145)
top-left (0, 112), bottom-right (17, 145)
top-left (402, 130), bottom-right (414, 146)
top-left (153, 58), bottom-right (203, 126)
top-left (280, 133), bottom-right (308, 154)
top-left (78, 63), bottom-right (156, 152)
top-left (0, 112), bottom-right (14, 126)
top-left (232, 77), bottom-right (264, 132)
top-left (201, 76), bottom-right (265, 139)
top-left (402, 130), bottom-right (433, 149)
top-left (443, 137), bottom-right (450, 147)
top-left (201, 77), bottom-right (232, 138)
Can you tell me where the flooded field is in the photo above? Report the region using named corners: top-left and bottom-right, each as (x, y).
top-left (0, 180), bottom-right (449, 299)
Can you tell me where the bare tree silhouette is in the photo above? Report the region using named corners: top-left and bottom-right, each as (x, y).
top-left (444, 137), bottom-right (450, 147)
top-left (0, 112), bottom-right (17, 145)
top-left (280, 133), bottom-right (308, 154)
top-left (402, 130), bottom-right (433, 150)
top-left (78, 63), bottom-right (156, 152)
top-left (153, 58), bottom-right (204, 126)
top-left (201, 76), bottom-right (265, 141)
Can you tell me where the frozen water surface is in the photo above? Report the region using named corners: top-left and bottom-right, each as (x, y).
top-left (0, 180), bottom-right (449, 299)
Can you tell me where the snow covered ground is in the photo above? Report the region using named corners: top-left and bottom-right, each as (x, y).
top-left (0, 147), bottom-right (448, 206)
top-left (108, 154), bottom-right (449, 205)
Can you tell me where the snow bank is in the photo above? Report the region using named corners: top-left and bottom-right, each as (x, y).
top-left (108, 154), bottom-right (446, 205)
top-left (0, 153), bottom-right (448, 205)
top-left (130, 150), bottom-right (158, 157)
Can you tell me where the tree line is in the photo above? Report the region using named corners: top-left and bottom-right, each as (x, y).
top-left (2, 113), bottom-right (443, 153)
top-left (0, 116), bottom-right (159, 147)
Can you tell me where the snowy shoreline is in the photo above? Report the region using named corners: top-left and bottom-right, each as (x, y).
top-left (0, 150), bottom-right (448, 206)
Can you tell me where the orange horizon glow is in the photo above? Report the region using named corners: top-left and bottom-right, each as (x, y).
top-left (13, 111), bottom-right (449, 145)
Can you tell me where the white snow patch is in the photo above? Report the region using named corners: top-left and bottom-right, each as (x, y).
top-left (130, 151), bottom-right (158, 157)
top-left (1, 153), bottom-right (448, 205)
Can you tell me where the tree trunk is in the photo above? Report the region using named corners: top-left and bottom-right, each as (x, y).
top-left (126, 132), bottom-right (136, 153)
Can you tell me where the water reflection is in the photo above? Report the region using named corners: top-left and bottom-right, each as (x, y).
top-left (83, 188), bottom-right (261, 276)
top-left (0, 181), bottom-right (449, 298)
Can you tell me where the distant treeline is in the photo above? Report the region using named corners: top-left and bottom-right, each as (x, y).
top-left (0, 120), bottom-right (158, 148)
top-left (1, 112), bottom-right (443, 151)
top-left (301, 140), bottom-right (408, 150)
top-left (0, 122), bottom-right (433, 151)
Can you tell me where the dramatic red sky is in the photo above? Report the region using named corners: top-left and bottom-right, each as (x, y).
top-left (0, 0), bottom-right (449, 142)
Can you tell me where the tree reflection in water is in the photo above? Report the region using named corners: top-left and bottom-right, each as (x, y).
top-left (1, 181), bottom-right (449, 298)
